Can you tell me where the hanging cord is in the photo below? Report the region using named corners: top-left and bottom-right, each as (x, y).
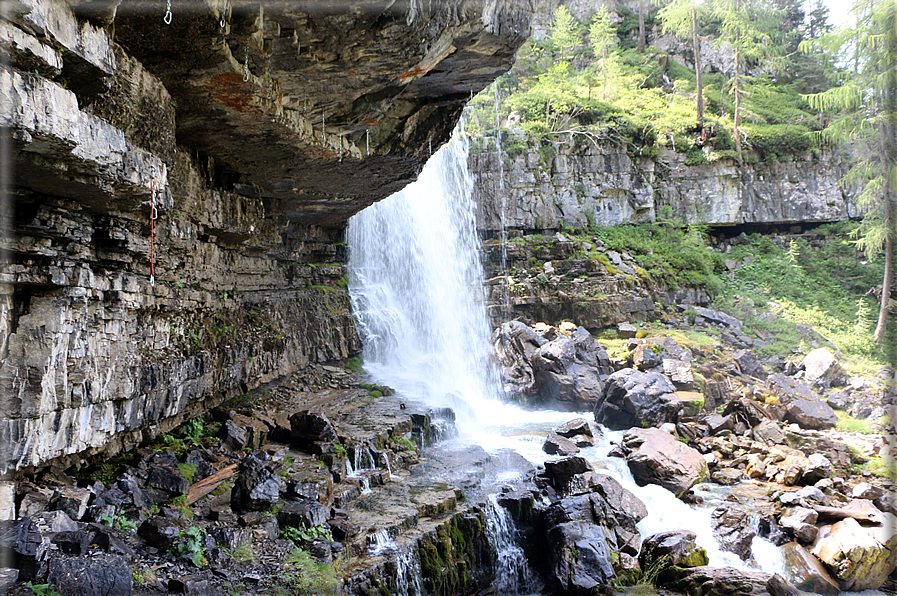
top-left (164, 0), bottom-right (172, 24)
top-left (149, 167), bottom-right (158, 287)
top-left (243, 46), bottom-right (250, 82)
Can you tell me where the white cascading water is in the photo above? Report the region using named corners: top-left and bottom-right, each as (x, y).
top-left (347, 123), bottom-right (800, 589)
top-left (348, 122), bottom-right (504, 432)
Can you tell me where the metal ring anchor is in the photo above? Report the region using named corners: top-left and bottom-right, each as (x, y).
top-left (164, 0), bottom-right (172, 24)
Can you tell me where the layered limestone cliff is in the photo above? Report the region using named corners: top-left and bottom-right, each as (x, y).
top-left (472, 136), bottom-right (858, 233)
top-left (0, 0), bottom-right (532, 473)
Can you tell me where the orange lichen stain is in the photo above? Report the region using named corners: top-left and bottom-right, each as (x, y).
top-left (362, 118), bottom-right (380, 125)
top-left (400, 67), bottom-right (425, 80)
top-left (206, 72), bottom-right (254, 112)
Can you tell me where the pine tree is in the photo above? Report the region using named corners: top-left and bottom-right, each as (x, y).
top-left (550, 5), bottom-right (579, 56)
top-left (589, 7), bottom-right (620, 100)
top-left (656, 0), bottom-right (709, 136)
top-left (802, 0), bottom-right (897, 344)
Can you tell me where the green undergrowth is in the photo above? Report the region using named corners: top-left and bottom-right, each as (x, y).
top-left (588, 212), bottom-right (725, 294)
top-left (712, 221), bottom-right (892, 374)
top-left (271, 549), bottom-right (340, 596)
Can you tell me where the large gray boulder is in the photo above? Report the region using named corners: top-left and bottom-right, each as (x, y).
top-left (546, 521), bottom-right (615, 595)
top-left (780, 542), bottom-right (840, 596)
top-left (811, 514), bottom-right (897, 591)
top-left (491, 321), bottom-right (548, 396)
top-left (710, 506), bottom-right (755, 560)
top-left (621, 428), bottom-right (708, 495)
top-left (532, 326), bottom-right (613, 410)
top-left (594, 369), bottom-right (682, 430)
top-left (801, 348), bottom-right (842, 387)
top-left (766, 374), bottom-right (837, 429)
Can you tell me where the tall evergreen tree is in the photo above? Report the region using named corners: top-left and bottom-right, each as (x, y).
top-left (550, 5), bottom-right (579, 56)
top-left (802, 0), bottom-right (897, 345)
top-left (656, 0), bottom-right (709, 136)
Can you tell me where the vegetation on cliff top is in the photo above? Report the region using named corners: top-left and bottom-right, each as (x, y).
top-left (467, 0), bottom-right (839, 164)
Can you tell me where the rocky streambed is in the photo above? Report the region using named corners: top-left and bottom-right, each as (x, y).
top-left (1, 305), bottom-right (894, 596)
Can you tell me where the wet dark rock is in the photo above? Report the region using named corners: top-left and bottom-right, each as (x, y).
top-left (18, 489), bottom-right (52, 518)
top-left (532, 326), bottom-right (613, 410)
top-left (640, 530), bottom-right (708, 569)
top-left (229, 413), bottom-right (269, 451)
top-left (231, 451), bottom-right (284, 513)
top-left (223, 419), bottom-right (249, 451)
top-left (594, 368), bottom-right (682, 430)
top-left (328, 518), bottom-right (361, 541)
top-left (0, 518), bottom-right (48, 581)
top-left (665, 566), bottom-right (770, 596)
top-left (50, 530), bottom-right (90, 556)
top-left (52, 487), bottom-right (93, 521)
top-left (756, 512), bottom-right (790, 546)
top-left (277, 499), bottom-right (329, 530)
top-left (47, 554), bottom-right (133, 596)
top-left (145, 461), bottom-right (190, 496)
top-left (543, 434), bottom-right (580, 456)
top-left (621, 428), bottom-right (708, 495)
top-left (209, 527), bottom-right (250, 552)
top-left (767, 573), bottom-right (801, 596)
top-left (568, 434), bottom-right (594, 448)
top-left (546, 521), bottom-right (615, 595)
top-left (780, 542), bottom-right (840, 595)
top-left (555, 418), bottom-right (593, 439)
top-left (779, 507), bottom-right (819, 545)
top-left (710, 506), bottom-right (755, 560)
top-left (87, 523), bottom-right (134, 556)
top-left (138, 516), bottom-right (180, 551)
top-left (767, 374), bottom-right (838, 429)
top-left (543, 456), bottom-right (591, 493)
top-left (289, 411), bottom-right (338, 444)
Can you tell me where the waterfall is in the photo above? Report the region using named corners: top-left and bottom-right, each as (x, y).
top-left (485, 495), bottom-right (541, 594)
top-left (348, 123), bottom-right (503, 434)
top-left (492, 81), bottom-right (512, 317)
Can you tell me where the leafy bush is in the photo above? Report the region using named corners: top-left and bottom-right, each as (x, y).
top-left (744, 124), bottom-right (813, 160)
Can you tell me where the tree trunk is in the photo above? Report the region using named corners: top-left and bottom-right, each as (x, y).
top-left (733, 0), bottom-right (743, 163)
top-left (638, 0), bottom-right (646, 53)
top-left (692, 5), bottom-right (704, 137)
top-left (873, 70), bottom-right (895, 344)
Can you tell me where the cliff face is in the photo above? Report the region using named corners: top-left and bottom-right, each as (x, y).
top-left (472, 137), bottom-right (858, 233)
top-left (0, 0), bottom-right (532, 473)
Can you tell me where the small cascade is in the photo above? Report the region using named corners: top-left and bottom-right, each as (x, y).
top-left (485, 495), bottom-right (540, 595)
top-left (367, 528), bottom-right (397, 556)
top-left (394, 548), bottom-right (425, 596)
top-left (348, 444), bottom-right (377, 477)
top-left (359, 476), bottom-right (372, 495)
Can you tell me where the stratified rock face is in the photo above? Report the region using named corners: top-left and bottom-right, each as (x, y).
top-left (472, 138), bottom-right (858, 232)
top-left (1, 0), bottom-right (532, 473)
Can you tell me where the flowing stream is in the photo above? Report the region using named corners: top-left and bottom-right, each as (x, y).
top-left (347, 125), bottom-right (792, 591)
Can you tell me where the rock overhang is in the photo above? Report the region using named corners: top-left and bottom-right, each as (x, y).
top-left (103, 0), bottom-right (533, 224)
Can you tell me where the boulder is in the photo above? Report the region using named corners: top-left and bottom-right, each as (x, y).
top-left (138, 516), bottom-right (180, 551)
top-left (47, 554), bottom-right (133, 596)
top-left (555, 419), bottom-right (593, 439)
top-left (663, 359), bottom-right (694, 387)
top-left (289, 411), bottom-right (338, 444)
top-left (631, 343), bottom-right (662, 370)
top-left (639, 530), bottom-right (708, 569)
top-left (802, 453), bottom-right (832, 484)
top-left (622, 428), bottom-right (708, 495)
top-left (694, 307), bottom-right (743, 332)
top-left (51, 487), bottom-right (93, 521)
top-left (851, 482), bottom-right (885, 500)
top-left (0, 518), bottom-right (48, 581)
top-left (594, 369), bottom-right (682, 430)
top-left (766, 573), bottom-right (802, 596)
top-left (543, 434), bottom-right (580, 457)
top-left (767, 374), bottom-right (837, 429)
top-left (532, 327), bottom-right (613, 410)
top-left (617, 322), bottom-right (637, 339)
top-left (704, 414), bottom-right (735, 435)
top-left (780, 542), bottom-right (840, 596)
top-left (231, 452), bottom-right (284, 513)
top-left (779, 508), bottom-right (818, 545)
top-left (491, 321), bottom-right (548, 396)
top-left (752, 419), bottom-right (786, 445)
top-left (826, 391), bottom-right (850, 410)
top-left (710, 506), bottom-right (755, 560)
top-left (546, 521), bottom-right (615, 595)
top-left (711, 469), bottom-right (744, 486)
top-left (732, 349), bottom-right (764, 376)
top-left (666, 566), bottom-right (770, 596)
top-left (588, 473), bottom-right (648, 555)
top-left (544, 456), bottom-right (592, 493)
top-left (811, 515), bottom-right (897, 591)
top-left (801, 348), bottom-right (842, 387)
top-left (277, 499), bottom-right (329, 529)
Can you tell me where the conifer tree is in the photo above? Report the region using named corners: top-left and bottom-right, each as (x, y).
top-left (802, 0), bottom-right (897, 344)
top-left (656, 0), bottom-right (709, 137)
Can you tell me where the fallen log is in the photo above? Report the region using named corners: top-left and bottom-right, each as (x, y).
top-left (811, 503), bottom-right (883, 525)
top-left (186, 463), bottom-right (238, 505)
